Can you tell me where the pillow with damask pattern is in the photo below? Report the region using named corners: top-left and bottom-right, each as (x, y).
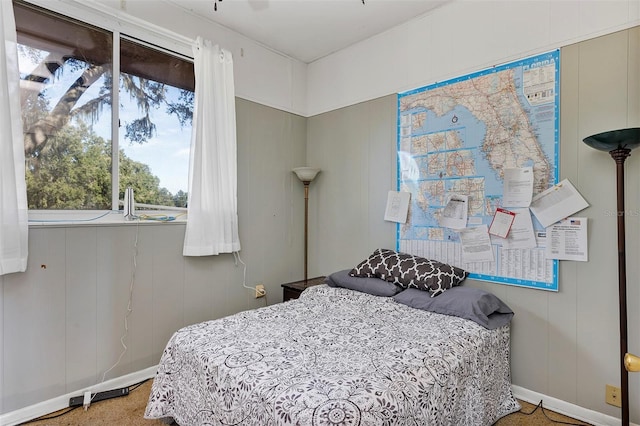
top-left (385, 250), bottom-right (468, 297)
top-left (350, 249), bottom-right (468, 297)
top-left (349, 248), bottom-right (396, 281)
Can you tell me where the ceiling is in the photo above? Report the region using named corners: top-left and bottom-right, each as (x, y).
top-left (167, 0), bottom-right (451, 63)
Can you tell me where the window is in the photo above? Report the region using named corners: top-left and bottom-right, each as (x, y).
top-left (14, 1), bottom-right (194, 211)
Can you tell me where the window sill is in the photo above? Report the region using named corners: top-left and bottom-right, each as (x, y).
top-left (28, 210), bottom-right (187, 227)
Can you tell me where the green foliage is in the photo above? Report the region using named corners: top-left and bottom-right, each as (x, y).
top-left (121, 75), bottom-right (166, 145)
top-left (26, 123), bottom-right (112, 209)
top-left (173, 190), bottom-right (188, 208)
top-left (166, 90), bottom-right (194, 127)
top-left (118, 153), bottom-right (175, 206)
top-left (20, 47), bottom-right (194, 210)
top-left (26, 123), bottom-right (186, 210)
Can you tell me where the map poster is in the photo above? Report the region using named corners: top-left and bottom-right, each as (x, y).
top-left (396, 50), bottom-right (560, 291)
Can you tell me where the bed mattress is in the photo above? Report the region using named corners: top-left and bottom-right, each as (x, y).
top-left (145, 284), bottom-right (520, 425)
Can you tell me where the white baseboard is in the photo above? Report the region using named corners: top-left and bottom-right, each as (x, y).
top-left (0, 375), bottom-right (634, 426)
top-left (512, 385), bottom-right (638, 426)
top-left (0, 366), bottom-right (157, 426)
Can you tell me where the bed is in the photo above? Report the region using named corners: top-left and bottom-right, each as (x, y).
top-left (145, 264), bottom-right (520, 425)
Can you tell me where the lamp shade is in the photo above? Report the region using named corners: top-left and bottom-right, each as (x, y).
top-left (293, 167), bottom-right (321, 182)
top-left (583, 128), bottom-right (640, 152)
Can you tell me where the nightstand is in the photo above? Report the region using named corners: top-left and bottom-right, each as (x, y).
top-left (281, 276), bottom-right (326, 301)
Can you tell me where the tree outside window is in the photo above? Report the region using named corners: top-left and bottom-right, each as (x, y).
top-left (15, 1), bottom-right (194, 211)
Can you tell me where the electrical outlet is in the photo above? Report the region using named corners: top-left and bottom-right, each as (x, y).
top-left (255, 284), bottom-right (266, 298)
top-left (606, 384), bottom-right (621, 407)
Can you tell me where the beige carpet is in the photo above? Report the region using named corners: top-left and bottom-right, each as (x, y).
top-left (22, 379), bottom-right (592, 425)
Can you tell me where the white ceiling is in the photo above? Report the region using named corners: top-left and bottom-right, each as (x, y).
top-left (167, 0), bottom-right (451, 63)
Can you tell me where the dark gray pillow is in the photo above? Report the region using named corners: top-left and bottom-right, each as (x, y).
top-left (385, 251), bottom-right (468, 296)
top-left (393, 286), bottom-right (514, 329)
top-left (350, 249), bottom-right (468, 297)
top-left (349, 248), bottom-right (396, 280)
top-left (325, 269), bottom-right (402, 297)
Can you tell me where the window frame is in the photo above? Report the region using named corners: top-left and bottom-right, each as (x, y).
top-left (17, 0), bottom-right (194, 225)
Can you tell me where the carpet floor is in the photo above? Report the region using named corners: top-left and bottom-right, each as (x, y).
top-left (21, 379), bottom-right (593, 425)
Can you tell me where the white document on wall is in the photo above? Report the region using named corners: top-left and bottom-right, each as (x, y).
top-left (529, 179), bottom-right (589, 228)
top-left (501, 208), bottom-right (537, 250)
top-left (503, 167), bottom-right (534, 207)
top-left (384, 191), bottom-right (411, 223)
top-left (458, 225), bottom-right (494, 263)
top-left (545, 217), bottom-right (588, 261)
top-left (439, 194), bottom-right (468, 229)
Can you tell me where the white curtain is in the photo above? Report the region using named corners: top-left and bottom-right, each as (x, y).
top-left (0, 1), bottom-right (28, 275)
top-left (183, 37), bottom-right (240, 256)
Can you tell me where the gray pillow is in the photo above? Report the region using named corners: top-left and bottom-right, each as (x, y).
top-left (393, 286), bottom-right (514, 329)
top-left (325, 269), bottom-right (402, 297)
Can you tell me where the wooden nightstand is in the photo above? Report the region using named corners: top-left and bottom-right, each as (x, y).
top-left (281, 276), bottom-right (326, 301)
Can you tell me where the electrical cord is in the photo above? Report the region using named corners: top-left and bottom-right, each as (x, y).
top-left (97, 221), bottom-right (139, 389)
top-left (128, 378), bottom-right (151, 392)
top-left (15, 406), bottom-right (82, 425)
top-left (517, 400), bottom-right (589, 425)
top-left (28, 210), bottom-right (114, 223)
top-left (233, 251), bottom-right (256, 293)
top-left (15, 378), bottom-right (152, 425)
top-left (17, 221), bottom-right (142, 426)
top-left (233, 251), bottom-right (268, 306)
top-left (27, 210), bottom-right (186, 224)
top-left (137, 212), bottom-right (186, 222)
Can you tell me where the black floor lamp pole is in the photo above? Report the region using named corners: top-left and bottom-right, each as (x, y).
top-left (584, 128), bottom-right (640, 426)
top-left (612, 147), bottom-right (630, 426)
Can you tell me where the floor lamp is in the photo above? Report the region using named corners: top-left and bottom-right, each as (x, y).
top-left (583, 127), bottom-right (640, 426)
top-left (292, 167), bottom-right (321, 285)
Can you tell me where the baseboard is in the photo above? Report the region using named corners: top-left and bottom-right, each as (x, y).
top-left (0, 366), bottom-right (157, 426)
top-left (1, 375), bottom-right (633, 426)
top-left (512, 384), bottom-right (637, 426)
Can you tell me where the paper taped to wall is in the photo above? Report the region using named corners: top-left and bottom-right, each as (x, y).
top-left (384, 191), bottom-right (410, 223)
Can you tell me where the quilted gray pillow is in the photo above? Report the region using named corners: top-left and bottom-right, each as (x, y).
top-left (385, 251), bottom-right (468, 297)
top-left (325, 269), bottom-right (402, 297)
top-left (393, 286), bottom-right (514, 329)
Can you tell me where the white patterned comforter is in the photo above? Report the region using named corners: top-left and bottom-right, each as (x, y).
top-left (145, 285), bottom-right (520, 425)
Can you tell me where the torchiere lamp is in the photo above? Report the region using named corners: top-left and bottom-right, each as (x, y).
top-left (583, 127), bottom-right (640, 426)
top-left (292, 167), bottom-right (321, 285)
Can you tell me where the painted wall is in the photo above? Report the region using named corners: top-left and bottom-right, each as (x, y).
top-left (0, 98), bottom-right (308, 417)
top-left (2, 0), bottom-right (640, 423)
top-left (307, 0), bottom-right (640, 116)
top-left (306, 27), bottom-right (640, 423)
